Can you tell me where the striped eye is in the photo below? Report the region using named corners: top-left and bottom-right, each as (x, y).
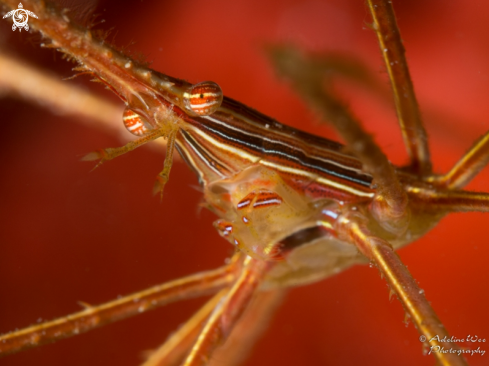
top-left (183, 81), bottom-right (223, 116)
top-left (122, 108), bottom-right (151, 136)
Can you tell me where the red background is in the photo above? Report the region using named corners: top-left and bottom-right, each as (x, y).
top-left (1, 0), bottom-right (488, 365)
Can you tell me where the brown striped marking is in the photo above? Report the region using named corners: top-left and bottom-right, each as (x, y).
top-left (175, 97), bottom-right (375, 202)
top-left (237, 190), bottom-right (283, 210)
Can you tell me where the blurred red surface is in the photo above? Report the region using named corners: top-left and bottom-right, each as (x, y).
top-left (0, 1), bottom-right (488, 365)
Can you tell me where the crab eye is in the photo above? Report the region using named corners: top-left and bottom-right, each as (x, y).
top-left (122, 108), bottom-right (151, 136)
top-left (183, 81), bottom-right (223, 116)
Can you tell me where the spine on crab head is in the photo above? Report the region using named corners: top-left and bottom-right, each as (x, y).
top-left (0, 0), bottom-right (174, 125)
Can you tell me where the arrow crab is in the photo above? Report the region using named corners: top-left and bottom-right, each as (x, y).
top-left (0, 0), bottom-right (488, 365)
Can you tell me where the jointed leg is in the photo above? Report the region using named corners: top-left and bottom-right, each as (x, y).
top-left (367, 0), bottom-right (431, 176)
top-left (433, 131), bottom-right (489, 189)
top-left (0, 256), bottom-right (240, 357)
top-left (82, 127), bottom-right (172, 170)
top-left (182, 256), bottom-right (271, 366)
top-left (142, 290), bottom-right (227, 366)
top-left (407, 184), bottom-right (489, 212)
top-left (153, 129), bottom-right (178, 199)
top-left (143, 281), bottom-right (283, 366)
top-left (335, 213), bottom-right (468, 366)
top-left (207, 289), bottom-right (285, 366)
top-left (267, 47), bottom-right (408, 233)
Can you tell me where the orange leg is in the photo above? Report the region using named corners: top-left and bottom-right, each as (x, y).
top-left (153, 129), bottom-right (178, 200)
top-left (407, 185), bottom-right (489, 212)
top-left (207, 289), bottom-right (285, 366)
top-left (267, 46), bottom-right (408, 233)
top-left (0, 256), bottom-right (240, 357)
top-left (182, 256), bottom-right (271, 366)
top-left (144, 288), bottom-right (284, 366)
top-left (434, 131), bottom-right (489, 189)
top-left (367, 0), bottom-right (431, 176)
top-left (142, 290), bottom-right (227, 366)
top-left (335, 213), bottom-right (468, 366)
top-left (81, 127), bottom-right (171, 171)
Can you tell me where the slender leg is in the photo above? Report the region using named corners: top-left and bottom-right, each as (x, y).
top-left (182, 256), bottom-right (271, 366)
top-left (81, 127), bottom-right (172, 170)
top-left (267, 46), bottom-right (408, 233)
top-left (153, 129), bottom-right (178, 199)
top-left (407, 184), bottom-right (489, 212)
top-left (143, 289), bottom-right (284, 366)
top-left (0, 257), bottom-right (240, 357)
top-left (207, 289), bottom-right (285, 366)
top-left (142, 290), bottom-right (227, 366)
top-left (434, 131), bottom-right (489, 189)
top-left (367, 0), bottom-right (431, 176)
top-left (335, 213), bottom-right (468, 366)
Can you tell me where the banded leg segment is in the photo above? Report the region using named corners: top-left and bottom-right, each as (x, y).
top-left (335, 213), bottom-right (467, 366)
top-left (367, 0), bottom-right (431, 176)
top-left (182, 256), bottom-right (270, 366)
top-left (0, 258), bottom-right (240, 357)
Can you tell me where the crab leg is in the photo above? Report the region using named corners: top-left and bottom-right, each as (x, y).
top-left (335, 213), bottom-right (468, 366)
top-left (182, 256), bottom-right (270, 366)
top-left (268, 46), bottom-right (408, 232)
top-left (367, 0), bottom-right (431, 176)
top-left (206, 289), bottom-right (284, 366)
top-left (434, 131), bottom-right (489, 189)
top-left (0, 258), bottom-right (240, 357)
top-left (142, 290), bottom-right (228, 366)
top-left (81, 127), bottom-right (170, 170)
top-left (407, 185), bottom-right (489, 212)
top-left (144, 289), bottom-right (284, 366)
top-left (153, 129), bottom-right (178, 198)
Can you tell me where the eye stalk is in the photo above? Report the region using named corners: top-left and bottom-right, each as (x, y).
top-left (183, 81), bottom-right (223, 116)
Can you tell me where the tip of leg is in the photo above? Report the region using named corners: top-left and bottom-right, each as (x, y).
top-left (153, 177), bottom-right (166, 202)
top-left (80, 151), bottom-right (102, 162)
top-left (81, 150), bottom-right (107, 171)
top-left (89, 162), bottom-right (103, 172)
